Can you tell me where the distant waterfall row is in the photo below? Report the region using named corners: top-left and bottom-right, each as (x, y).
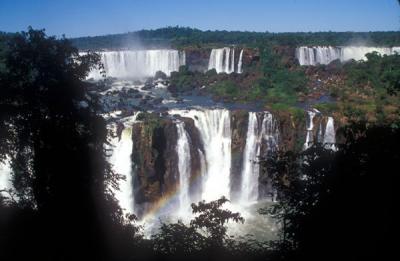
top-left (86, 50), bottom-right (186, 79)
top-left (208, 48), bottom-right (244, 74)
top-left (304, 110), bottom-right (336, 150)
top-left (296, 46), bottom-right (400, 66)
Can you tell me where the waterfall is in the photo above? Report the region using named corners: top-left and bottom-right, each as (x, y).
top-left (340, 46), bottom-right (396, 62)
top-left (86, 49), bottom-right (186, 79)
top-left (0, 157), bottom-right (13, 197)
top-left (296, 46), bottom-right (400, 66)
top-left (304, 111), bottom-right (316, 150)
top-left (230, 48), bottom-right (235, 73)
top-left (108, 112), bottom-right (140, 215)
top-left (323, 117), bottom-right (336, 150)
top-left (241, 112), bottom-right (261, 203)
top-left (175, 121), bottom-right (192, 216)
top-left (110, 127), bottom-right (135, 214)
top-left (208, 47), bottom-right (242, 74)
top-left (237, 49), bottom-right (244, 73)
top-left (170, 109), bottom-right (232, 201)
top-left (240, 112), bottom-right (279, 204)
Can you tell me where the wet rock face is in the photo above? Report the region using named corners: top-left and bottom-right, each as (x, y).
top-left (230, 110), bottom-right (249, 201)
top-left (131, 116), bottom-right (179, 204)
top-left (242, 48), bottom-right (260, 68)
top-left (130, 114), bottom-right (205, 205)
top-left (184, 47), bottom-right (211, 72)
top-left (180, 117), bottom-right (204, 202)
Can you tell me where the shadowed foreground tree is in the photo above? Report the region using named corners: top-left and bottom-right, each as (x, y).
top-left (262, 123), bottom-right (399, 261)
top-left (0, 28), bottom-right (136, 260)
top-left (151, 197), bottom-right (251, 260)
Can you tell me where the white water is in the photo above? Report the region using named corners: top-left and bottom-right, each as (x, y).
top-left (0, 157), bottom-right (13, 197)
top-left (323, 117), bottom-right (336, 150)
top-left (237, 49), bottom-right (244, 73)
top-left (108, 112), bottom-right (141, 215)
top-left (87, 50), bottom-right (186, 79)
top-left (241, 112), bottom-right (261, 203)
top-left (175, 121), bottom-right (192, 217)
top-left (296, 46), bottom-right (400, 66)
top-left (240, 112), bottom-right (278, 204)
top-left (304, 111), bottom-right (316, 150)
top-left (170, 109), bottom-right (232, 201)
top-left (208, 47), bottom-right (243, 74)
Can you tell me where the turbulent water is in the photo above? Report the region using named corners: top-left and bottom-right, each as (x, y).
top-left (296, 46), bottom-right (400, 65)
top-left (87, 50), bottom-right (186, 79)
top-left (208, 47), bottom-right (244, 74)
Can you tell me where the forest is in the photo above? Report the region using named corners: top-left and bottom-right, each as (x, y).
top-left (71, 26), bottom-right (400, 50)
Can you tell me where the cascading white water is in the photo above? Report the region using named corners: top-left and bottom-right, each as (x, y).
top-left (296, 46), bottom-right (400, 66)
top-left (86, 50), bottom-right (186, 79)
top-left (304, 111), bottom-right (316, 150)
top-left (175, 121), bottom-right (192, 217)
top-left (241, 112), bottom-right (261, 203)
top-left (240, 112), bottom-right (279, 204)
top-left (170, 109), bottom-right (232, 201)
top-left (108, 112), bottom-right (141, 215)
top-left (0, 157), bottom-right (13, 197)
top-left (323, 117), bottom-right (336, 150)
top-left (296, 46), bottom-right (341, 66)
top-left (208, 47), bottom-right (243, 74)
top-left (109, 127), bottom-right (135, 214)
top-left (237, 49), bottom-right (244, 73)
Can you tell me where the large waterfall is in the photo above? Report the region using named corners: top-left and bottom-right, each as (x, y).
top-left (296, 46), bottom-right (400, 66)
top-left (208, 47), bottom-right (244, 74)
top-left (175, 121), bottom-right (192, 216)
top-left (87, 50), bottom-right (186, 79)
top-left (240, 112), bottom-right (278, 204)
top-left (170, 109), bottom-right (232, 201)
top-left (107, 112), bottom-right (141, 215)
top-left (110, 127), bottom-right (135, 214)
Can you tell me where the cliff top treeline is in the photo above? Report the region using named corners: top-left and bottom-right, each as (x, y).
top-left (70, 26), bottom-right (400, 50)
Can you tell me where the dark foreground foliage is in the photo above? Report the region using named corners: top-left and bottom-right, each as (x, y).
top-left (262, 123), bottom-right (399, 261)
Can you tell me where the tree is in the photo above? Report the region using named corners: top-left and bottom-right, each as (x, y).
top-left (190, 196), bottom-right (244, 247)
top-left (0, 27), bottom-right (126, 260)
top-left (262, 123), bottom-right (399, 261)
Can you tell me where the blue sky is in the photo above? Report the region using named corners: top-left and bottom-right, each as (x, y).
top-left (0, 0), bottom-right (399, 37)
